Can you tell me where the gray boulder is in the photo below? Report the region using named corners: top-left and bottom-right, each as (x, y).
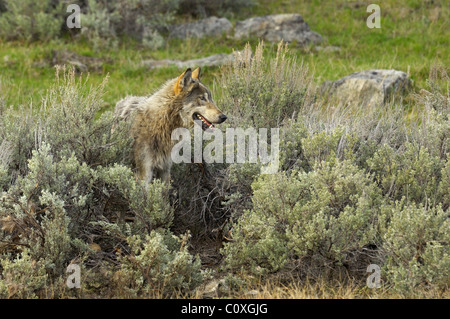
top-left (234, 13), bottom-right (322, 45)
top-left (321, 69), bottom-right (411, 106)
top-left (169, 16), bottom-right (232, 39)
top-left (49, 50), bottom-right (108, 73)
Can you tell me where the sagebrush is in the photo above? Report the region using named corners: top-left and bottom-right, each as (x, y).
top-left (0, 67), bottom-right (203, 298)
top-left (0, 44), bottom-right (448, 298)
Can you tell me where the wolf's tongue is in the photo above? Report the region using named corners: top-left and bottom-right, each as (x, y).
top-left (205, 120), bottom-right (214, 129)
top-left (198, 114), bottom-right (214, 129)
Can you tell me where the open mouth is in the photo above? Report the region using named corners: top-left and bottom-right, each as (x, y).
top-left (193, 112), bottom-right (215, 131)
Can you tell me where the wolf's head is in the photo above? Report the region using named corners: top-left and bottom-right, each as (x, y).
top-left (174, 67), bottom-right (227, 131)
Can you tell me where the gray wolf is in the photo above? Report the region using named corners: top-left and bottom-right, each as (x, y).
top-left (114, 67), bottom-right (227, 185)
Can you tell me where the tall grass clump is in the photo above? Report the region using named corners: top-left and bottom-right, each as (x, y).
top-left (216, 41), bottom-right (315, 129)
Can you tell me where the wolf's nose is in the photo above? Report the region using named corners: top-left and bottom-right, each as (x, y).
top-left (218, 114), bottom-right (227, 123)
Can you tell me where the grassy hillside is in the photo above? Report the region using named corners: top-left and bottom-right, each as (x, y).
top-left (255, 0), bottom-right (449, 82)
top-left (0, 0), bottom-right (448, 108)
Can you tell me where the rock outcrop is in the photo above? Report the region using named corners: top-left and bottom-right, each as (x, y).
top-left (169, 16), bottom-right (232, 39)
top-left (234, 14), bottom-right (322, 45)
top-left (168, 14), bottom-right (322, 46)
top-left (321, 69), bottom-right (411, 105)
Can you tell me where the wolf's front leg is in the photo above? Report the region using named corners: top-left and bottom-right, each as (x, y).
top-left (139, 158), bottom-right (154, 187)
top-left (144, 169), bottom-right (154, 188)
top-left (159, 169), bottom-right (171, 185)
top-left (155, 168), bottom-right (171, 198)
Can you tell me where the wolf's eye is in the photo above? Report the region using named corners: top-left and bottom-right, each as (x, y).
top-left (200, 96), bottom-right (207, 101)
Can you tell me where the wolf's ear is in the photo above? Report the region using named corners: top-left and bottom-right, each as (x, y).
top-left (174, 68), bottom-right (193, 95)
top-left (192, 67), bottom-right (201, 80)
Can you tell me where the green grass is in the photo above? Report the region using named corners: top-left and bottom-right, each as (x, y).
top-left (0, 0), bottom-right (448, 108)
top-left (252, 0), bottom-right (449, 84)
top-left (0, 35), bottom-right (251, 109)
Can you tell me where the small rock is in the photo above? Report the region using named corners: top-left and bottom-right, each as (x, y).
top-left (50, 50), bottom-right (107, 73)
top-left (321, 69), bottom-right (411, 106)
top-left (169, 16), bottom-right (232, 39)
top-left (234, 14), bottom-right (322, 45)
top-left (66, 60), bottom-right (88, 73)
top-left (244, 289), bottom-right (259, 298)
top-left (315, 45), bottom-right (341, 53)
top-left (200, 279), bottom-right (228, 299)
